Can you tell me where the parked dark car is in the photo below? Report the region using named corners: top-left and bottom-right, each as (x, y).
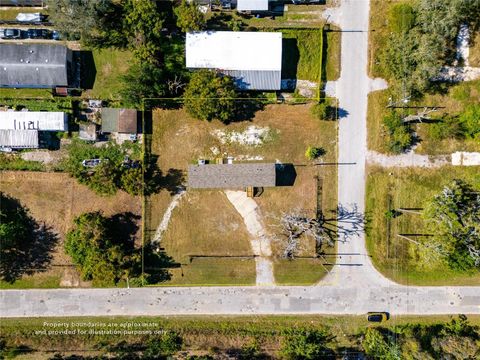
top-left (2, 28), bottom-right (21, 39)
top-left (367, 312), bottom-right (390, 323)
top-left (25, 28), bottom-right (50, 39)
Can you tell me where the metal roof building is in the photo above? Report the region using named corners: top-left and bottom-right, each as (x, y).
top-left (0, 129), bottom-right (39, 149)
top-left (188, 163), bottom-right (276, 189)
top-left (186, 31), bottom-right (282, 90)
top-left (0, 111), bottom-right (68, 131)
top-left (101, 108), bottom-right (138, 134)
top-left (0, 44), bottom-right (72, 88)
top-left (237, 0), bottom-right (269, 11)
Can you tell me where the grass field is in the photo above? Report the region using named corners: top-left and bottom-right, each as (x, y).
top-left (1, 315), bottom-right (479, 359)
top-left (0, 171), bottom-right (141, 289)
top-left (366, 165), bottom-right (480, 286)
top-left (147, 103), bottom-right (337, 285)
top-left (282, 29), bottom-right (323, 82)
top-left (81, 48), bottom-right (132, 101)
top-left (0, 7), bottom-right (42, 20)
top-left (367, 81), bottom-right (480, 154)
top-left (324, 28), bottom-right (341, 81)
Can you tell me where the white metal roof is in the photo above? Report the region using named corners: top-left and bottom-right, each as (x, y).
top-left (186, 31), bottom-right (282, 71)
top-left (0, 111), bottom-right (67, 131)
top-left (237, 0), bottom-right (269, 11)
top-left (0, 129), bottom-right (39, 148)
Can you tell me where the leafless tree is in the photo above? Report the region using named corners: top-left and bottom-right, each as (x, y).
top-left (402, 107), bottom-right (438, 124)
top-left (167, 75), bottom-right (186, 95)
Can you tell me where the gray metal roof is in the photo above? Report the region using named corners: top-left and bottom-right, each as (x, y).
top-left (0, 44), bottom-right (70, 88)
top-left (0, 129), bottom-right (39, 149)
top-left (237, 0), bottom-right (269, 11)
top-left (188, 163), bottom-right (276, 189)
top-left (222, 69), bottom-right (281, 90)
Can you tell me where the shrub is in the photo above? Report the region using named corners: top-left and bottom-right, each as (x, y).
top-left (459, 104), bottom-right (480, 139)
top-left (388, 3), bottom-right (416, 33)
top-left (280, 329), bottom-right (333, 360)
top-left (428, 117), bottom-right (464, 140)
top-left (305, 146), bottom-right (325, 160)
top-left (383, 112), bottom-right (413, 153)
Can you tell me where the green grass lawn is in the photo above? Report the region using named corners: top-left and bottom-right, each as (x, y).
top-left (81, 48), bottom-right (132, 101)
top-left (282, 29), bottom-right (323, 82)
top-left (273, 258), bottom-right (333, 285)
top-left (470, 30), bottom-right (480, 67)
top-left (155, 258), bottom-right (256, 286)
top-left (0, 88), bottom-right (53, 99)
top-left (324, 27), bottom-right (341, 81)
top-left (0, 273), bottom-right (62, 289)
top-left (366, 165), bottom-right (480, 285)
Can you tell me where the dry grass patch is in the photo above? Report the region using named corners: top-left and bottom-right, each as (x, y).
top-left (469, 30), bottom-right (480, 67)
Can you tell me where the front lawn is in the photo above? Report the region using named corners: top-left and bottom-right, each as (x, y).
top-left (366, 165), bottom-right (480, 285)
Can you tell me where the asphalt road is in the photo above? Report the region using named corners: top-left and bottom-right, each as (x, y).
top-left (1, 0), bottom-right (479, 318)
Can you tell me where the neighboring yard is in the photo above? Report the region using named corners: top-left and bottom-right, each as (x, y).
top-left (81, 48), bottom-right (132, 101)
top-left (366, 165), bottom-right (480, 286)
top-left (0, 171), bottom-right (141, 289)
top-left (367, 81), bottom-right (480, 154)
top-left (146, 103), bottom-right (337, 285)
top-left (324, 27), bottom-right (341, 81)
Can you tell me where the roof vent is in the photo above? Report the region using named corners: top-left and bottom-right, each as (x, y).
top-left (3, 67), bottom-right (6, 71)
top-left (26, 60), bottom-right (30, 64)
top-left (35, 67), bottom-right (39, 71)
top-left (29, 50), bottom-right (34, 54)
top-left (20, 59), bottom-right (23, 62)
top-left (45, 59), bottom-right (48, 63)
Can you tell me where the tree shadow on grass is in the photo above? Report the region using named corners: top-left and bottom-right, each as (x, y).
top-left (145, 155), bottom-right (185, 196)
top-left (0, 194), bottom-right (58, 283)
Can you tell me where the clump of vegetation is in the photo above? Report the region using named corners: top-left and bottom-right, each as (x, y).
top-left (428, 116), bottom-right (464, 140)
top-left (183, 70), bottom-right (238, 123)
top-left (423, 179), bottom-right (480, 271)
top-left (459, 104), bottom-right (480, 140)
top-left (280, 329), bottom-right (334, 359)
top-left (62, 139), bottom-right (142, 196)
top-left (305, 146), bottom-right (325, 160)
top-left (0, 154), bottom-right (45, 172)
top-left (388, 3), bottom-right (415, 33)
top-left (381, 0), bottom-right (480, 97)
top-left (174, 0), bottom-right (206, 32)
top-left (311, 99), bottom-right (336, 120)
top-left (382, 111), bottom-right (413, 153)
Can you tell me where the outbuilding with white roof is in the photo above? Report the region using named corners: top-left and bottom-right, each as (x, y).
top-left (0, 111), bottom-right (68, 131)
top-left (186, 31), bottom-right (282, 90)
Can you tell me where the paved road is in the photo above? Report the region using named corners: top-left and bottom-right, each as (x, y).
top-left (1, 0), bottom-right (479, 318)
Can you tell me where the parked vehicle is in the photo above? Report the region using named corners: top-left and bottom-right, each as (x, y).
top-left (51, 30), bottom-right (60, 40)
top-left (367, 312), bottom-right (390, 323)
top-left (2, 28), bottom-right (21, 39)
top-left (25, 28), bottom-right (50, 39)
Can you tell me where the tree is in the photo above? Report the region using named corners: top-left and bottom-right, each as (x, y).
top-left (280, 329), bottom-right (333, 359)
top-left (120, 167), bottom-right (144, 196)
top-left (143, 332), bottom-right (182, 358)
top-left (65, 212), bottom-right (140, 286)
top-left (174, 0), bottom-right (206, 32)
top-left (423, 179), bottom-right (480, 271)
top-left (123, 0), bottom-right (164, 62)
top-left (383, 112), bottom-right (413, 153)
top-left (183, 70), bottom-right (238, 123)
top-left (120, 62), bottom-right (167, 108)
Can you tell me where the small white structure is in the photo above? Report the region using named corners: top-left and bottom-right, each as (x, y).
top-left (451, 152), bottom-right (480, 166)
top-left (0, 129), bottom-right (39, 149)
top-left (186, 31), bottom-right (282, 90)
top-left (237, 0), bottom-right (269, 11)
top-left (0, 111), bottom-right (68, 131)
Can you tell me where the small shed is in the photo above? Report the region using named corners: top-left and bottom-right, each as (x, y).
top-left (0, 129), bottom-right (39, 149)
top-left (188, 163), bottom-right (276, 189)
top-left (79, 123), bottom-right (97, 141)
top-left (101, 108), bottom-right (138, 134)
top-left (237, 0), bottom-right (269, 11)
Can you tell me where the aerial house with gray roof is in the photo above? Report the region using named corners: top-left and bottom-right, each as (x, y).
top-left (0, 44), bottom-right (73, 89)
top-left (188, 163), bottom-right (277, 189)
top-left (186, 31), bottom-right (282, 90)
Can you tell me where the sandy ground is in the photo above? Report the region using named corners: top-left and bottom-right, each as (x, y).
top-left (224, 190), bottom-right (274, 286)
top-left (151, 189), bottom-right (186, 244)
